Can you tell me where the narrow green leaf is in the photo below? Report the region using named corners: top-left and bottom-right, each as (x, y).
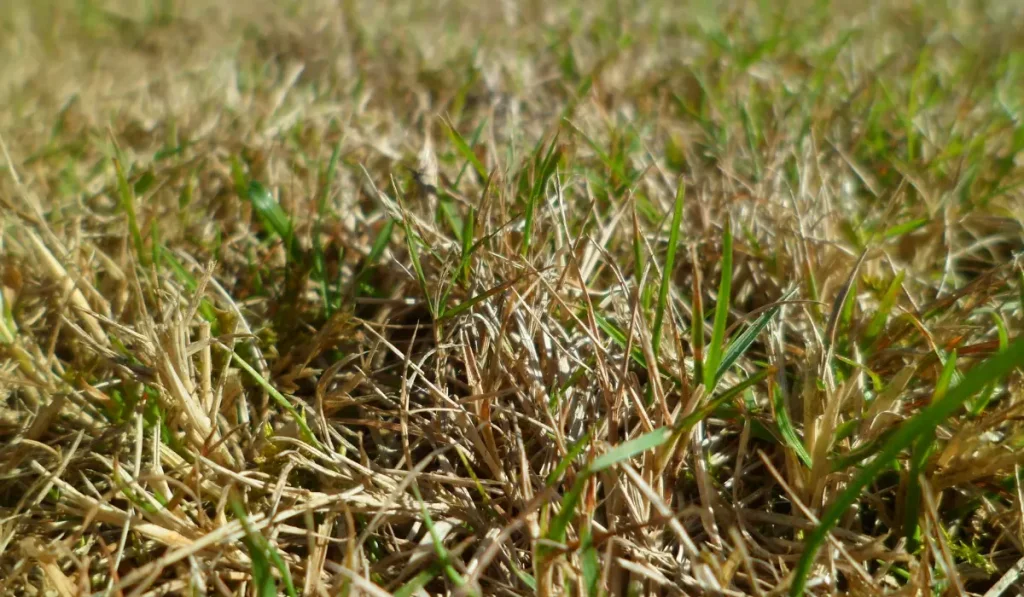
top-left (791, 336), bottom-right (1024, 596)
top-left (133, 171), bottom-right (155, 196)
top-left (451, 118), bottom-right (489, 187)
top-left (522, 135), bottom-right (561, 256)
top-left (772, 384), bottom-right (813, 468)
top-left (230, 351), bottom-right (324, 454)
top-left (439, 276), bottom-right (519, 321)
top-left (544, 427), bottom-right (672, 553)
top-left (581, 525), bottom-right (601, 597)
top-left (703, 219), bottom-right (734, 387)
top-left (904, 350), bottom-right (957, 551)
top-left (398, 206), bottom-right (433, 316)
top-left (230, 155), bottom-right (248, 197)
top-left (460, 205), bottom-right (475, 284)
top-left (247, 181), bottom-right (300, 262)
top-left (513, 566), bottom-right (537, 591)
top-left (394, 569), bottom-right (439, 597)
top-left (314, 139), bottom-right (344, 315)
top-left (716, 289), bottom-right (794, 381)
top-left (367, 220), bottom-right (395, 265)
top-left (411, 484), bottom-right (471, 592)
top-left (588, 427), bottom-right (672, 473)
top-left (229, 494), bottom-right (298, 597)
top-left (445, 120), bottom-right (487, 181)
top-left (593, 311), bottom-right (647, 369)
top-left (691, 252), bottom-right (705, 388)
top-left (830, 426), bottom-right (899, 473)
top-left (679, 368), bottom-right (773, 432)
top-left (992, 311), bottom-right (1009, 352)
top-left (934, 349), bottom-right (959, 401)
top-left (882, 218), bottom-right (928, 240)
top-left (545, 430), bottom-right (592, 487)
top-left (653, 179), bottom-right (685, 356)
top-left (862, 270), bottom-right (905, 345)
top-left (113, 156), bottom-right (146, 263)
top-left (242, 535), bottom-right (277, 597)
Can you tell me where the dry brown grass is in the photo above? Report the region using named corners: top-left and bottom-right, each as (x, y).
top-left (2, 0), bottom-right (1024, 595)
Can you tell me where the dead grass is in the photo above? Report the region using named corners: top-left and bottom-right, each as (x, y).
top-left (2, 0), bottom-right (1024, 595)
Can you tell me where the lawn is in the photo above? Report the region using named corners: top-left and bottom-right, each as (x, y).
top-left (1, 0), bottom-right (1024, 595)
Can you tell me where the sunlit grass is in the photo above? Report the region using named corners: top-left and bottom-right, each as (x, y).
top-left (1, 0), bottom-right (1023, 595)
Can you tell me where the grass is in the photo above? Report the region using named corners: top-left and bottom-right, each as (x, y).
top-left (1, 0), bottom-right (1024, 595)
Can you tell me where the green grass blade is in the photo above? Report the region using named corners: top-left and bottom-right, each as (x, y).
top-left (791, 336), bottom-right (1024, 596)
top-left (158, 248), bottom-right (218, 326)
top-left (882, 217), bottom-right (928, 240)
top-left (351, 219), bottom-right (394, 297)
top-left (314, 139), bottom-right (343, 315)
top-left (862, 270), bottom-right (904, 347)
top-left (691, 250), bottom-right (705, 387)
top-left (545, 430), bottom-right (592, 488)
top-left (241, 535), bottom-right (277, 597)
top-left (113, 156), bottom-right (146, 263)
top-left (652, 179), bottom-right (685, 357)
top-left (445, 120), bottom-right (487, 182)
top-left (716, 289), bottom-right (794, 382)
top-left (771, 383), bottom-right (813, 468)
top-left (588, 427), bottom-right (672, 474)
top-left (522, 135), bottom-right (561, 257)
top-left (460, 205), bottom-right (475, 285)
top-left (229, 492), bottom-right (298, 597)
top-left (398, 203), bottom-right (433, 316)
top-left (593, 311), bottom-right (647, 369)
top-left (581, 525), bottom-right (600, 597)
top-left (411, 483), bottom-right (471, 592)
top-left (703, 218), bottom-right (734, 387)
top-left (394, 568), bottom-right (439, 597)
top-left (904, 350), bottom-right (957, 551)
top-left (684, 368), bottom-right (773, 431)
top-left (544, 427), bottom-right (672, 552)
top-left (439, 276), bottom-right (519, 321)
top-left (247, 181), bottom-right (300, 263)
top-left (230, 351), bottom-right (325, 454)
top-left (452, 117), bottom-right (489, 187)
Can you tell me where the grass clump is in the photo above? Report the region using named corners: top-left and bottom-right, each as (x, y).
top-left (1, 1), bottom-right (1024, 595)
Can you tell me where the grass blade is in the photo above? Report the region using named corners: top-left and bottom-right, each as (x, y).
top-left (460, 205), bottom-right (475, 284)
top-left (444, 120), bottom-right (487, 182)
top-left (229, 492), bottom-right (298, 597)
top-left (113, 155), bottom-right (146, 263)
top-left (588, 427), bottom-right (673, 473)
top-left (314, 138), bottom-right (343, 315)
top-left (439, 276), bottom-right (520, 321)
top-left (581, 525), bottom-right (600, 597)
top-left (545, 430), bottom-right (592, 488)
top-left (411, 483), bottom-right (472, 592)
top-left (397, 202), bottom-right (433, 316)
top-left (522, 135), bottom-right (561, 256)
top-left (691, 247), bottom-right (705, 387)
top-left (903, 350), bottom-right (957, 551)
top-left (716, 289), bottom-right (794, 382)
top-left (703, 218), bottom-right (734, 387)
top-left (247, 181), bottom-right (300, 263)
top-left (652, 179), bottom-right (685, 356)
top-left (862, 270), bottom-right (905, 347)
top-left (791, 336), bottom-right (1024, 596)
top-left (230, 351), bottom-right (324, 454)
top-left (544, 427), bottom-right (672, 552)
top-left (771, 382), bottom-right (813, 468)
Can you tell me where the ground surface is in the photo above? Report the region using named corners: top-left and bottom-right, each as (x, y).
top-left (2, 0), bottom-right (1024, 595)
